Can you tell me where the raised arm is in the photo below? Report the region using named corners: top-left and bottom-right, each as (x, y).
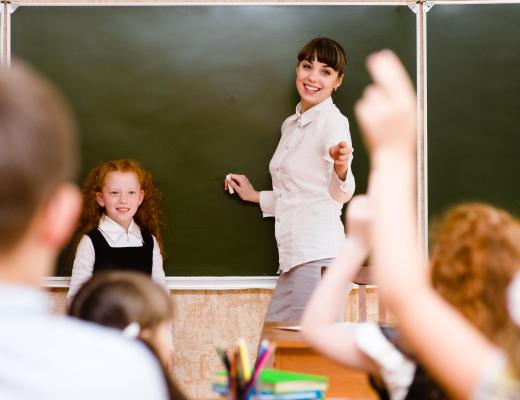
top-left (356, 50), bottom-right (496, 399)
top-left (301, 196), bottom-right (376, 372)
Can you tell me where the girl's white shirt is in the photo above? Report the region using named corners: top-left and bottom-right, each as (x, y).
top-left (355, 322), bottom-right (416, 400)
top-left (67, 215), bottom-right (166, 300)
top-left (259, 97), bottom-right (355, 273)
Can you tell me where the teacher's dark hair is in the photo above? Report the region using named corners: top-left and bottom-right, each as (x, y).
top-left (297, 37), bottom-right (347, 77)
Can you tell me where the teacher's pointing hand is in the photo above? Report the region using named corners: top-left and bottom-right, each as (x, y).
top-left (329, 141), bottom-right (353, 181)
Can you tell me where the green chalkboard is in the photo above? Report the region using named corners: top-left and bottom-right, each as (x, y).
top-left (428, 5), bottom-right (520, 220)
top-left (12, 6), bottom-right (416, 276)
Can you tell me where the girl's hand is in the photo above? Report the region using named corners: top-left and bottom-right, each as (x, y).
top-left (354, 50), bottom-right (416, 155)
top-left (224, 173), bottom-right (260, 203)
top-left (329, 141), bottom-right (353, 181)
top-left (345, 195), bottom-right (371, 255)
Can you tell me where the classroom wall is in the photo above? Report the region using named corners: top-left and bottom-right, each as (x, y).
top-left (48, 287), bottom-right (380, 399)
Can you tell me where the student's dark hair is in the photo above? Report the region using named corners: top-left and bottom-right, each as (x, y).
top-left (68, 271), bottom-right (187, 400)
top-left (68, 270), bottom-right (173, 330)
top-left (297, 37), bottom-right (347, 76)
top-left (0, 60), bottom-right (77, 251)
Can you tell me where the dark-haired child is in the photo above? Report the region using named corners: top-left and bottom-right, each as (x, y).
top-left (69, 271), bottom-right (187, 400)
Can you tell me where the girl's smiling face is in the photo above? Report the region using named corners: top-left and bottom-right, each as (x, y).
top-left (96, 171), bottom-right (144, 229)
top-left (296, 58), bottom-right (343, 113)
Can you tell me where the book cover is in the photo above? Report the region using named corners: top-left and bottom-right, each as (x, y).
top-left (255, 390), bottom-right (324, 399)
top-left (257, 369), bottom-right (328, 394)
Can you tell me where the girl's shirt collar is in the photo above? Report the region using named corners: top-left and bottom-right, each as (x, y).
top-left (99, 215), bottom-right (142, 243)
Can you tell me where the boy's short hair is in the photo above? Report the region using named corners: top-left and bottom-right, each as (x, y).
top-left (0, 61), bottom-right (78, 250)
top-left (297, 37), bottom-right (347, 76)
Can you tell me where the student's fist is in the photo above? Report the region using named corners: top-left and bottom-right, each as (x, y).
top-left (329, 141), bottom-right (353, 181)
top-left (355, 50), bottom-right (416, 154)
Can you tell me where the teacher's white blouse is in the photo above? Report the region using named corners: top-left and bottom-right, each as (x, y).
top-left (259, 97), bottom-right (355, 273)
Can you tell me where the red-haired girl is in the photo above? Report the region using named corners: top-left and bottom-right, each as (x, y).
top-left (68, 159), bottom-right (166, 300)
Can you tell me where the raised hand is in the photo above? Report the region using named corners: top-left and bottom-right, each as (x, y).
top-left (355, 50), bottom-right (416, 155)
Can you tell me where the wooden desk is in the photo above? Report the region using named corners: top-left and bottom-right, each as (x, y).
top-left (261, 322), bottom-right (377, 400)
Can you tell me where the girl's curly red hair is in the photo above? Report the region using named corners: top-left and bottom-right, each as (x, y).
top-left (430, 203), bottom-right (520, 369)
top-left (69, 160), bottom-right (165, 265)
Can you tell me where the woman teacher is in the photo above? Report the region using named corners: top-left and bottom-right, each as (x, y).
top-left (225, 37), bottom-right (355, 322)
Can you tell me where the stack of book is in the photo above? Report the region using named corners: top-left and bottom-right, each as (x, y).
top-left (254, 369), bottom-right (328, 400)
top-left (213, 368), bottom-right (328, 400)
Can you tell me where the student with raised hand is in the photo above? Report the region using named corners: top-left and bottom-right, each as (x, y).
top-left (0, 61), bottom-right (167, 399)
top-left (302, 195), bottom-right (448, 400)
top-left (303, 196), bottom-right (520, 399)
top-left (225, 37), bottom-right (355, 322)
top-left (355, 50), bottom-right (520, 398)
top-left (69, 271), bottom-right (187, 400)
top-left (68, 159), bottom-right (166, 300)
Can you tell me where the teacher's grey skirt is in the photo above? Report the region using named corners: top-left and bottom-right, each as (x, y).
top-left (264, 258), bottom-right (333, 322)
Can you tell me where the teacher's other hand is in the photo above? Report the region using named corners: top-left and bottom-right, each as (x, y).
top-left (225, 173), bottom-right (260, 203)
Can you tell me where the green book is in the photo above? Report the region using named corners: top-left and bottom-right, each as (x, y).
top-left (257, 369), bottom-right (328, 394)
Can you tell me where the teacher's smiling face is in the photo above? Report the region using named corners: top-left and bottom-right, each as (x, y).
top-left (296, 58), bottom-right (343, 113)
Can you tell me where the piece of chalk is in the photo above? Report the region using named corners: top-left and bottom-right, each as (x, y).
top-left (226, 175), bottom-right (235, 194)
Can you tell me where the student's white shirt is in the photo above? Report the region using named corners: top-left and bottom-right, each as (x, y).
top-left (259, 97), bottom-right (355, 273)
top-left (355, 322), bottom-right (416, 400)
top-left (0, 284), bottom-right (168, 400)
top-left (472, 349), bottom-right (520, 400)
top-left (68, 215), bottom-right (166, 300)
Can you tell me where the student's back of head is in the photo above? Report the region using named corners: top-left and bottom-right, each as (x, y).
top-left (69, 271), bottom-right (187, 400)
top-left (69, 270), bottom-right (171, 329)
top-left (430, 203), bottom-right (520, 370)
top-left (0, 61), bottom-right (168, 400)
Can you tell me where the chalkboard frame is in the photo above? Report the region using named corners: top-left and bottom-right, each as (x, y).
top-left (3, 0), bottom-right (429, 284)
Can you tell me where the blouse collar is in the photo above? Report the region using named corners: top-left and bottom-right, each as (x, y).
top-left (295, 96), bottom-right (334, 127)
top-left (98, 215), bottom-right (142, 243)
